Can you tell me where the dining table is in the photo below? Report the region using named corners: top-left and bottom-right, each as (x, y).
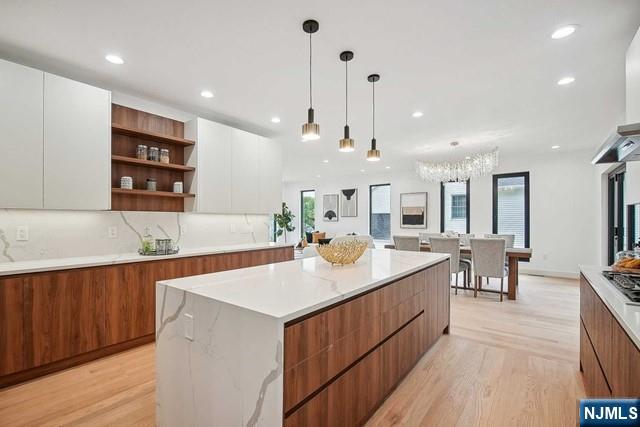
top-left (383, 243), bottom-right (533, 300)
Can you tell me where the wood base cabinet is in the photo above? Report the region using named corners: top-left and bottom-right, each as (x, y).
top-left (580, 274), bottom-right (640, 398)
top-left (284, 260), bottom-right (450, 427)
top-left (0, 246), bottom-right (293, 387)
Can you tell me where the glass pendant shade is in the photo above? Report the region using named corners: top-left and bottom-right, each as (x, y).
top-left (366, 138), bottom-right (380, 161)
top-left (367, 74), bottom-right (381, 161)
top-left (339, 51), bottom-right (355, 152)
top-left (339, 125), bottom-right (355, 152)
top-left (302, 108), bottom-right (320, 141)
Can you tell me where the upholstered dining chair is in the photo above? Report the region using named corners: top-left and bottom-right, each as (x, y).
top-left (430, 237), bottom-right (471, 294)
top-left (470, 238), bottom-right (507, 301)
top-left (459, 233), bottom-right (475, 246)
top-left (418, 232), bottom-right (443, 244)
top-left (483, 234), bottom-right (515, 285)
top-left (393, 236), bottom-right (420, 252)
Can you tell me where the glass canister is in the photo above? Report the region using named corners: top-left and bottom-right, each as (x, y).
top-left (160, 149), bottom-right (170, 164)
top-left (146, 178), bottom-right (157, 191)
top-left (148, 147), bottom-right (160, 162)
top-left (136, 145), bottom-right (148, 160)
top-left (120, 176), bottom-right (133, 190)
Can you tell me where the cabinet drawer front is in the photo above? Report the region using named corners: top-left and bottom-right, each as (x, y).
top-left (580, 321), bottom-right (611, 398)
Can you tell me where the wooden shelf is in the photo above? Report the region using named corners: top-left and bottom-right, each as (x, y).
top-left (111, 155), bottom-right (195, 172)
top-left (112, 188), bottom-right (195, 198)
top-left (111, 124), bottom-right (195, 147)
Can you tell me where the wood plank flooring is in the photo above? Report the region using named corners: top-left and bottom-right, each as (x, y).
top-left (0, 274), bottom-right (584, 426)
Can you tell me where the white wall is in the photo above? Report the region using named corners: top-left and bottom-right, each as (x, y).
top-left (284, 149), bottom-right (599, 277)
top-left (626, 27), bottom-right (640, 205)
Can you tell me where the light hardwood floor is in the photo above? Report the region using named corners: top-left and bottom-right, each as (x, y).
top-left (0, 274), bottom-right (584, 427)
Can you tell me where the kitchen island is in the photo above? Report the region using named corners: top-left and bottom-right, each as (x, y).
top-left (156, 249), bottom-right (450, 426)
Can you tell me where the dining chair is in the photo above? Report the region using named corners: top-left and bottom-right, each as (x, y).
top-left (301, 246), bottom-right (318, 258)
top-left (393, 236), bottom-right (420, 251)
top-left (459, 233), bottom-right (475, 246)
top-left (483, 234), bottom-right (515, 285)
top-left (430, 237), bottom-right (471, 294)
top-left (418, 232), bottom-right (443, 244)
top-left (470, 238), bottom-right (507, 301)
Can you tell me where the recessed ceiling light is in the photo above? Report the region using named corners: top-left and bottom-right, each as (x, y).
top-left (412, 111), bottom-right (423, 118)
top-left (551, 145), bottom-right (560, 149)
top-left (465, 156), bottom-right (471, 160)
top-left (322, 159), bottom-right (329, 163)
top-left (316, 174), bottom-right (321, 178)
top-left (105, 54), bottom-right (124, 65)
top-left (385, 166), bottom-right (391, 169)
top-left (557, 76), bottom-right (575, 86)
top-left (551, 25), bottom-right (577, 40)
top-left (360, 169), bottom-right (365, 173)
top-left (200, 90), bottom-right (214, 98)
top-left (271, 117), bottom-right (281, 123)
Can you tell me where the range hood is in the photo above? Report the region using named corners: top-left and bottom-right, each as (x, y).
top-left (592, 122), bottom-right (640, 164)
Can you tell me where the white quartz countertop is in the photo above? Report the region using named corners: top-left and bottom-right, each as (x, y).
top-left (580, 265), bottom-right (640, 348)
top-left (0, 242), bottom-right (293, 277)
top-left (159, 249), bottom-right (450, 323)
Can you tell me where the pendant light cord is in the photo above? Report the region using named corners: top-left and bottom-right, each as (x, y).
top-left (372, 80), bottom-right (376, 139)
top-left (345, 60), bottom-right (348, 124)
top-left (309, 33), bottom-right (313, 108)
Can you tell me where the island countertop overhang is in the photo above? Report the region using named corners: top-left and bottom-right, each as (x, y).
top-left (158, 249), bottom-right (450, 322)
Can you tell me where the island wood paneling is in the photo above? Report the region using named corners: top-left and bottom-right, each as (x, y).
top-left (0, 246), bottom-right (293, 388)
top-left (579, 321), bottom-right (611, 397)
top-left (284, 260), bottom-right (450, 425)
top-left (580, 274), bottom-right (640, 398)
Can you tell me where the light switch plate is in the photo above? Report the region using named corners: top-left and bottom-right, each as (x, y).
top-left (16, 226), bottom-right (29, 241)
top-left (183, 313), bottom-right (194, 341)
top-left (108, 226), bottom-right (118, 238)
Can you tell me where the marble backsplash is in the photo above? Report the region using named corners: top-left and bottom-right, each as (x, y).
top-left (0, 209), bottom-right (272, 263)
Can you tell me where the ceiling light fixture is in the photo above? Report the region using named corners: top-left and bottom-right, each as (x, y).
top-left (360, 169), bottom-right (365, 172)
top-left (557, 76), bottom-right (575, 86)
top-left (105, 54), bottom-right (124, 65)
top-left (551, 145), bottom-right (560, 149)
top-left (323, 159), bottom-right (329, 163)
top-left (366, 74), bottom-right (381, 161)
top-left (551, 25), bottom-right (577, 39)
top-left (416, 145), bottom-right (499, 182)
top-left (200, 90), bottom-right (214, 98)
top-left (385, 166), bottom-right (391, 169)
top-left (412, 111), bottom-right (423, 118)
top-left (302, 19), bottom-right (320, 141)
top-left (339, 51), bottom-right (356, 152)
top-left (271, 117), bottom-right (281, 123)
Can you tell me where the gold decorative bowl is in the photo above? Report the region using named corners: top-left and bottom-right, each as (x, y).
top-left (316, 241), bottom-right (368, 265)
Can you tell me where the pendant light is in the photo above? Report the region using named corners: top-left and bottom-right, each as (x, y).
top-left (366, 74), bottom-right (381, 161)
top-left (302, 20), bottom-right (320, 141)
top-left (339, 51), bottom-right (355, 152)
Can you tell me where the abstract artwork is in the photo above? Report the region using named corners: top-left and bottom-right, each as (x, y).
top-left (340, 188), bottom-right (358, 217)
top-left (323, 194), bottom-right (339, 222)
top-left (400, 192), bottom-right (427, 228)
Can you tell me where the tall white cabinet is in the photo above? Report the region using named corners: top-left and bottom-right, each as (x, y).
top-left (43, 74), bottom-right (111, 210)
top-left (0, 59), bottom-right (111, 210)
top-left (185, 118), bottom-right (282, 214)
top-left (0, 59), bottom-right (44, 208)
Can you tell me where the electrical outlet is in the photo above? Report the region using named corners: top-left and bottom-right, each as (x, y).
top-left (16, 226), bottom-right (29, 241)
top-left (183, 313), bottom-right (194, 341)
top-left (108, 226), bottom-right (118, 238)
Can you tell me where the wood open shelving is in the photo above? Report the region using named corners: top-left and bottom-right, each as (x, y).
top-left (111, 104), bottom-right (196, 212)
top-left (112, 188), bottom-right (195, 198)
top-left (111, 123), bottom-right (195, 146)
top-left (111, 155), bottom-right (195, 172)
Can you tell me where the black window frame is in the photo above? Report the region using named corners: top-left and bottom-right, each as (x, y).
top-left (300, 189), bottom-right (315, 238)
top-left (369, 183), bottom-right (391, 239)
top-left (492, 172), bottom-right (530, 248)
top-left (440, 180), bottom-right (470, 233)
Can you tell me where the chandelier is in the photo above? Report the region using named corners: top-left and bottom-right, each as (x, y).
top-left (416, 148), bottom-right (499, 183)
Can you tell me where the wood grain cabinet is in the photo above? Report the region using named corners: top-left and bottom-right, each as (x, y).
top-left (284, 260), bottom-right (450, 426)
top-left (0, 246), bottom-right (293, 387)
top-left (580, 274), bottom-right (640, 398)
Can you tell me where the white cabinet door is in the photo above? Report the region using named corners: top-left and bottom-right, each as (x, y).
top-left (185, 118), bottom-right (232, 213)
top-left (258, 137), bottom-right (282, 214)
top-left (0, 59), bottom-right (44, 208)
top-left (43, 73), bottom-right (111, 210)
top-left (230, 128), bottom-right (260, 214)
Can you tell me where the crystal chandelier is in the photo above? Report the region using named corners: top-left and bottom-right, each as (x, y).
top-left (416, 148), bottom-right (499, 183)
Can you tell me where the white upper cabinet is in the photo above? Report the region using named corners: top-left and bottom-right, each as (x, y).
top-left (184, 118), bottom-right (232, 213)
top-left (0, 59), bottom-right (44, 208)
top-left (230, 128), bottom-right (260, 214)
top-left (185, 118), bottom-right (282, 215)
top-left (43, 73), bottom-right (111, 210)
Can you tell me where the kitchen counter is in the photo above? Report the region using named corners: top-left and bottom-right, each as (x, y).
top-left (579, 265), bottom-right (640, 348)
top-left (0, 241), bottom-right (293, 276)
top-left (155, 249), bottom-right (450, 426)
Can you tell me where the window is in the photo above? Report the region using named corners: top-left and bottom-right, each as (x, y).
top-left (300, 190), bottom-right (315, 237)
top-left (440, 181), bottom-right (470, 233)
top-left (492, 172), bottom-right (530, 248)
top-left (370, 184), bottom-right (391, 241)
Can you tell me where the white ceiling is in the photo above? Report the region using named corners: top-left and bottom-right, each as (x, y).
top-left (1, 0), bottom-right (639, 181)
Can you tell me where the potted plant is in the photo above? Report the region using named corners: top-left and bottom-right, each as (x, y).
top-left (274, 202), bottom-right (296, 243)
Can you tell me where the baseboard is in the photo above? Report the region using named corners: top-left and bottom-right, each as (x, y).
top-left (519, 268), bottom-right (579, 279)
